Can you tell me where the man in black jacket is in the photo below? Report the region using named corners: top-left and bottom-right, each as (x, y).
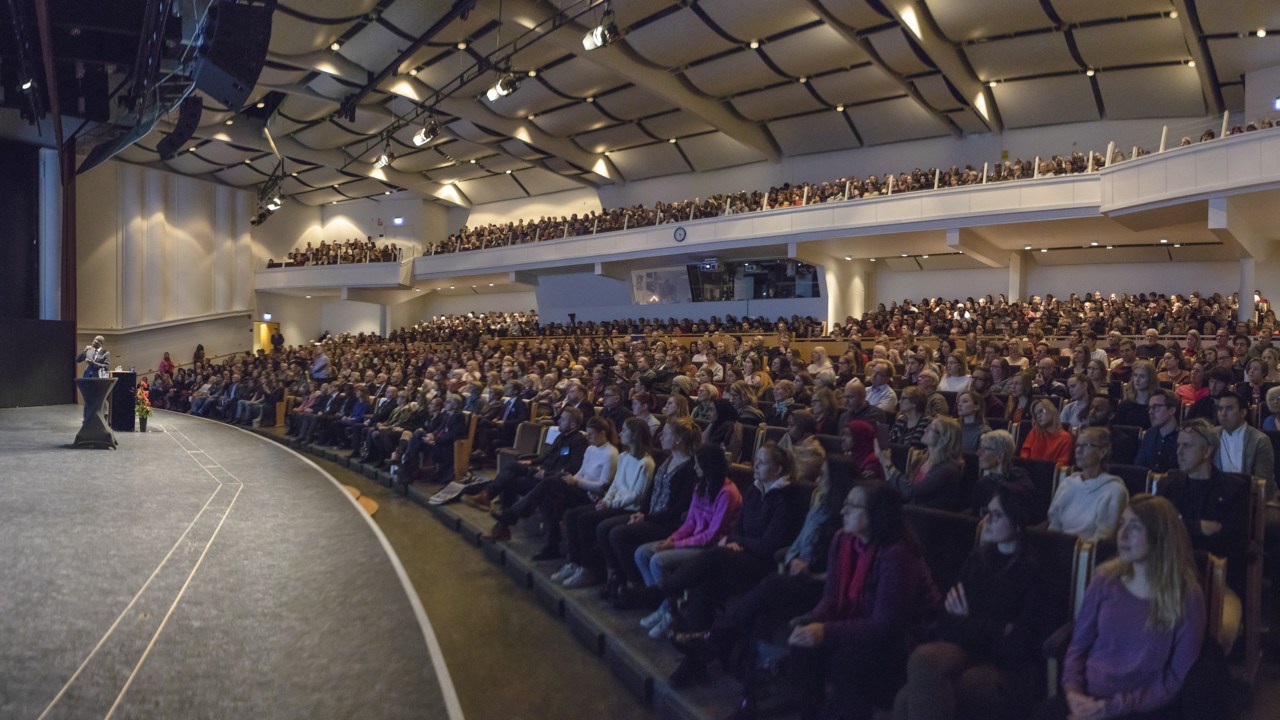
top-left (597, 384), bottom-right (633, 429)
top-left (478, 407), bottom-right (588, 541)
top-left (478, 381), bottom-right (529, 456)
top-left (397, 393), bottom-right (467, 485)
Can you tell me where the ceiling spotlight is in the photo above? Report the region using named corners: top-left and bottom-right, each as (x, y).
top-left (1188, 60), bottom-right (1196, 67)
top-left (409, 68), bottom-right (418, 76)
top-left (1174, 243), bottom-right (1182, 248)
top-left (582, 9), bottom-right (619, 51)
top-left (585, 96), bottom-right (594, 103)
top-left (291, 171), bottom-right (298, 176)
top-left (449, 286), bottom-right (455, 290)
top-left (373, 143), bottom-right (395, 169)
top-left (1023, 245), bottom-right (1032, 250)
top-left (189, 146), bottom-right (198, 152)
top-left (505, 169), bottom-right (512, 174)
top-left (921, 255), bottom-right (929, 259)
top-left (1086, 69), bottom-right (1095, 77)
top-left (988, 80), bottom-right (998, 87)
top-left (225, 119), bottom-right (234, 125)
top-left (1090, 241), bottom-right (1098, 246)
top-left (244, 158), bottom-right (251, 164)
top-left (305, 295), bottom-right (312, 299)
top-left (412, 117), bottom-right (440, 146)
top-left (1169, 10), bottom-right (1178, 18)
top-left (749, 40), bottom-right (759, 49)
top-left (798, 76), bottom-right (808, 84)
top-left (527, 69), bottom-right (538, 77)
top-left (1160, 238), bottom-right (1168, 243)
top-left (668, 137), bottom-right (677, 143)
top-left (415, 288), bottom-right (421, 292)
top-left (844, 255), bottom-right (852, 261)
top-left (456, 41), bottom-right (468, 50)
top-left (869, 258), bottom-right (876, 262)
top-left (485, 73), bottom-right (520, 102)
top-left (1258, 29), bottom-right (1268, 38)
top-left (835, 104), bottom-right (844, 112)
top-left (19, 79), bottom-right (32, 91)
top-left (1040, 248), bottom-right (1048, 253)
top-left (901, 253), bottom-right (908, 257)
top-left (469, 158), bottom-right (476, 164)
top-left (489, 283), bottom-right (494, 287)
top-left (330, 42), bottom-right (341, 51)
top-left (1106, 245), bottom-right (1113, 249)
top-left (256, 101), bottom-right (265, 108)
top-left (384, 190), bottom-right (391, 195)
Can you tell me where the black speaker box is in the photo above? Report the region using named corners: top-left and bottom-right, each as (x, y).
top-left (191, 1), bottom-right (273, 111)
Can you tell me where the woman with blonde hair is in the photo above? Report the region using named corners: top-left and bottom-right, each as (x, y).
top-left (1115, 360), bottom-right (1157, 428)
top-left (879, 415), bottom-right (965, 511)
top-left (1018, 399), bottom-right (1074, 466)
top-left (1035, 494), bottom-right (1205, 719)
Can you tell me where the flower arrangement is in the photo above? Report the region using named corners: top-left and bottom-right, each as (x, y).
top-left (136, 379), bottom-right (153, 419)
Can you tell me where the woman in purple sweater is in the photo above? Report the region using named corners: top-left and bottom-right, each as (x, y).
top-left (783, 481), bottom-right (939, 720)
top-left (633, 445), bottom-right (743, 639)
top-left (1035, 494), bottom-right (1205, 720)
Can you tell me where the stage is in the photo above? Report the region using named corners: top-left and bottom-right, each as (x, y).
top-left (0, 407), bottom-right (461, 719)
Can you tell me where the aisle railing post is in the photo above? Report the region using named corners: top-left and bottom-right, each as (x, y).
top-left (1220, 110), bottom-right (1229, 139)
top-left (982, 162), bottom-right (988, 183)
top-left (1105, 141), bottom-right (1115, 166)
top-left (1159, 125), bottom-right (1168, 153)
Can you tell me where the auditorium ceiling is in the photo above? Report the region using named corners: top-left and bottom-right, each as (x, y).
top-left (5, 0), bottom-right (1279, 207)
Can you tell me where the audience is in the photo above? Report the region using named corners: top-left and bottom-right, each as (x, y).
top-left (271, 236), bottom-right (400, 267)
top-left (1047, 427), bottom-right (1127, 540)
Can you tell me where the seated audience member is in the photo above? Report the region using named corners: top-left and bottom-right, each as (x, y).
top-left (969, 367), bottom-right (1007, 420)
top-left (1018, 399), bottom-right (1074, 466)
top-left (766, 380), bottom-right (797, 426)
top-left (728, 381), bottom-right (765, 427)
top-left (890, 387), bottom-right (932, 447)
top-left (1085, 359), bottom-right (1110, 398)
top-left (1034, 495), bottom-right (1206, 720)
top-left (658, 443), bottom-right (809, 649)
top-left (865, 361), bottom-right (899, 414)
top-left (783, 482), bottom-right (939, 720)
top-left (955, 390), bottom-right (991, 454)
top-left (1032, 356), bottom-right (1067, 400)
top-left (1058, 373), bottom-right (1094, 428)
top-left (937, 352), bottom-right (971, 393)
top-left (917, 370), bottom-right (949, 418)
top-left (479, 381), bottom-right (529, 454)
top-left (702, 398), bottom-right (740, 453)
top-left (597, 384), bottom-right (633, 429)
top-left (1159, 418), bottom-right (1248, 649)
top-left (662, 393), bottom-right (690, 422)
top-left (880, 416), bottom-right (965, 511)
top-left (1189, 366), bottom-right (1235, 421)
top-left (779, 409), bottom-right (826, 484)
top-left (476, 407), bottom-right (588, 540)
top-left (598, 417), bottom-right (698, 604)
top-left (840, 379), bottom-right (885, 427)
top-left (1003, 371), bottom-right (1035, 424)
top-left (514, 415), bottom-right (619, 561)
top-left (971, 430), bottom-right (1031, 515)
top-left (810, 387), bottom-right (840, 436)
top-left (1047, 427), bottom-right (1127, 540)
top-left (633, 445), bottom-right (743, 640)
top-left (631, 391), bottom-right (661, 435)
top-left (1157, 352), bottom-right (1189, 386)
top-left (691, 383), bottom-right (718, 424)
top-left (895, 479), bottom-right (1044, 720)
top-left (1114, 360), bottom-right (1157, 428)
top-left (1108, 339), bottom-right (1138, 384)
top-left (396, 391), bottom-right (461, 484)
top-left (556, 418), bottom-right (656, 588)
top-left (1214, 390), bottom-right (1277, 498)
top-left (1133, 390), bottom-right (1180, 472)
top-left (1265, 386), bottom-right (1280, 432)
top-left (1136, 328), bottom-right (1167, 361)
top-left (1235, 357), bottom-right (1275, 411)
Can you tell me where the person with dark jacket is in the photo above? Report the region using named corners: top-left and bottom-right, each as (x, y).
top-left (781, 481), bottom-right (939, 720)
top-left (661, 441), bottom-right (810, 684)
top-left (895, 479), bottom-right (1045, 720)
top-left (596, 384), bottom-right (633, 430)
top-left (478, 407), bottom-right (589, 540)
top-left (598, 416), bottom-right (700, 603)
top-left (396, 392), bottom-right (463, 485)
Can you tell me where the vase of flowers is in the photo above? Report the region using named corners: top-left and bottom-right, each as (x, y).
top-left (136, 379), bottom-right (153, 432)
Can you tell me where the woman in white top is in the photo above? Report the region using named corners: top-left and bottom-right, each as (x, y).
top-left (1047, 426), bottom-right (1127, 541)
top-left (937, 351), bottom-right (972, 393)
top-left (556, 417), bottom-right (656, 587)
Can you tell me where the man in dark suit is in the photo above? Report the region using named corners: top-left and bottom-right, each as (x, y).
top-left (838, 379), bottom-right (885, 427)
top-left (397, 393), bottom-right (467, 485)
top-left (479, 381), bottom-right (529, 455)
top-left (348, 385), bottom-right (397, 456)
top-left (478, 407), bottom-right (588, 541)
top-left (597, 384), bottom-right (633, 430)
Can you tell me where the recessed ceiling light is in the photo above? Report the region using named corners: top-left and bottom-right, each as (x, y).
top-left (988, 80), bottom-right (998, 87)
top-left (256, 101), bottom-right (265, 109)
top-left (798, 76), bottom-right (808, 84)
top-left (330, 42), bottom-right (341, 51)
top-left (527, 69), bottom-right (538, 77)
top-left (449, 286), bottom-right (455, 289)
top-left (921, 255), bottom-right (929, 259)
top-left (489, 283), bottom-right (494, 286)
top-left (189, 146), bottom-right (197, 152)
top-left (869, 258), bottom-right (876, 262)
top-left (415, 288), bottom-right (421, 292)
top-left (469, 158), bottom-right (476, 164)
top-left (749, 40), bottom-right (759, 49)
top-left (291, 171), bottom-right (298, 176)
top-left (1040, 248), bottom-right (1048, 253)
top-left (225, 119), bottom-right (233, 125)
top-left (1090, 241), bottom-right (1098, 246)
top-left (901, 253), bottom-right (908, 257)
top-left (456, 41), bottom-right (468, 50)
top-left (505, 169), bottom-right (512, 174)
top-left (668, 137), bottom-right (677, 143)
top-left (1258, 29), bottom-right (1267, 38)
top-left (585, 96), bottom-right (594, 103)
top-left (835, 104), bottom-right (844, 112)
top-left (1169, 10), bottom-right (1178, 19)
top-left (244, 159), bottom-right (251, 164)
top-left (1106, 245), bottom-right (1113, 249)
top-left (333, 184), bottom-right (339, 188)
top-left (1160, 238), bottom-right (1168, 243)
top-left (1174, 244), bottom-right (1182, 248)
top-left (409, 68), bottom-right (418, 76)
top-left (305, 295), bottom-right (312, 299)
top-left (1086, 69), bottom-right (1095, 77)
top-left (384, 190), bottom-right (391, 195)
top-left (1188, 60), bottom-right (1196, 68)
top-left (1023, 245), bottom-right (1032, 250)
top-left (844, 256), bottom-right (852, 261)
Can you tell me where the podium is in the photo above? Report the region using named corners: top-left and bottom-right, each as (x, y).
top-left (74, 377), bottom-right (118, 449)
top-left (109, 371), bottom-right (136, 432)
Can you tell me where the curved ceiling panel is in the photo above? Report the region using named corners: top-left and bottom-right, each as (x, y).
top-left (730, 83), bottom-right (823, 121)
top-left (485, 80), bottom-right (571, 120)
top-left (531, 102), bottom-right (613, 137)
top-left (457, 174), bottom-right (527, 205)
top-left (845, 96), bottom-right (948, 145)
top-left (912, 74), bottom-right (962, 111)
top-left (277, 93), bottom-right (340, 122)
top-left (866, 27), bottom-right (932, 76)
top-left (678, 132), bottom-right (768, 172)
top-left (605, 143), bottom-right (689, 182)
top-left (216, 165), bottom-right (269, 186)
top-left (808, 65), bottom-right (903, 106)
top-left (768, 111), bottom-right (860, 155)
top-left (1207, 37), bottom-right (1280, 84)
top-left (964, 32), bottom-right (1078, 81)
top-left (1196, 0), bottom-right (1280, 35)
top-left (684, 51), bottom-right (783, 98)
top-left (1073, 18), bottom-right (1190, 69)
top-left (991, 75), bottom-right (1099, 128)
top-left (540, 57), bottom-right (626, 99)
top-left (762, 24), bottom-right (867, 77)
top-left (575, 122), bottom-right (654, 154)
top-left (292, 121), bottom-right (367, 150)
top-left (338, 22), bottom-right (408, 73)
top-left (1049, 0), bottom-right (1173, 25)
top-left (624, 8), bottom-right (735, 69)
top-left (513, 166), bottom-right (583, 196)
top-left (1096, 65), bottom-right (1206, 119)
top-left (268, 12), bottom-right (357, 56)
top-left (817, 0), bottom-right (891, 30)
top-left (698, 0), bottom-right (820, 42)
top-left (924, 0), bottom-right (1052, 43)
top-left (638, 110), bottom-right (716, 140)
top-left (593, 85), bottom-right (677, 121)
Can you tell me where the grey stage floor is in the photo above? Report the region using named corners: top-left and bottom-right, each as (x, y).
top-left (0, 407), bottom-right (459, 720)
